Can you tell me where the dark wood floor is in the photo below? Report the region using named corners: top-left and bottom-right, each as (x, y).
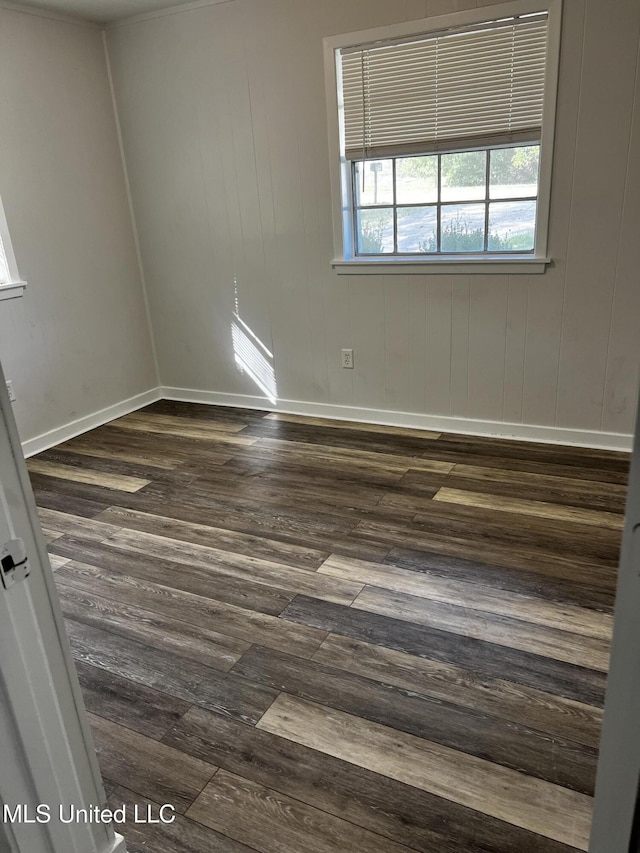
top-left (28, 400), bottom-right (628, 853)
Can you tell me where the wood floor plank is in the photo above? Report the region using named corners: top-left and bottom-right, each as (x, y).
top-left (38, 507), bottom-right (123, 542)
top-left (312, 634), bottom-right (603, 748)
top-left (36, 447), bottom-right (199, 488)
top-left (187, 769), bottom-right (414, 853)
top-left (107, 786), bottom-right (258, 853)
top-left (52, 535), bottom-right (296, 615)
top-left (432, 432), bottom-right (629, 470)
top-left (447, 463), bottom-right (628, 512)
top-left (75, 660), bottom-right (191, 739)
top-left (70, 424), bottom-right (235, 467)
top-left (121, 410), bottom-right (249, 434)
top-left (57, 441), bottom-right (180, 470)
top-left (57, 558), bottom-right (327, 659)
top-left (54, 544), bottom-right (294, 617)
top-left (107, 415), bottom-right (257, 445)
top-left (89, 713), bottom-right (216, 813)
top-left (27, 459), bottom-right (151, 492)
top-left (263, 411), bottom-right (441, 440)
top-left (94, 505), bottom-right (328, 571)
top-left (279, 596), bottom-right (606, 706)
top-left (434, 487), bottom-right (625, 530)
top-left (319, 553), bottom-right (613, 640)
top-left (384, 546), bottom-right (616, 612)
top-left (100, 528), bottom-right (363, 606)
top-left (31, 401), bottom-right (627, 853)
top-left (58, 581), bottom-right (251, 672)
top-left (65, 619), bottom-right (278, 725)
top-left (113, 487), bottom-right (392, 563)
top-left (351, 586), bottom-right (611, 672)
top-left (165, 706), bottom-right (576, 853)
top-left (245, 419), bottom-right (443, 460)
top-left (355, 518), bottom-right (618, 591)
top-left (419, 435), bottom-right (629, 482)
top-left (41, 527), bottom-right (64, 543)
top-left (255, 436), bottom-right (454, 475)
top-left (232, 645), bottom-right (597, 793)
top-left (33, 487), bottom-right (112, 519)
top-left (256, 695), bottom-right (593, 850)
top-left (387, 502), bottom-right (621, 563)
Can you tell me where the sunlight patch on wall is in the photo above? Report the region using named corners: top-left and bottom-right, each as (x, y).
top-left (231, 312), bottom-right (278, 404)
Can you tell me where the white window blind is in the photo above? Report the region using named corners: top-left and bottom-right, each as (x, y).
top-left (340, 13), bottom-right (549, 160)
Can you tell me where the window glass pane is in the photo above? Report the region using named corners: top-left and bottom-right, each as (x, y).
top-left (356, 208), bottom-right (394, 254)
top-left (490, 145), bottom-right (540, 200)
top-left (396, 156), bottom-right (438, 204)
top-left (397, 206), bottom-right (438, 253)
top-left (354, 160), bottom-right (394, 206)
top-left (441, 204), bottom-right (485, 252)
top-left (488, 201), bottom-right (536, 251)
top-left (441, 151), bottom-right (486, 202)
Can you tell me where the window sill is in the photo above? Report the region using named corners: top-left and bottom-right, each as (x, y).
top-left (0, 281), bottom-right (27, 301)
top-left (332, 257), bottom-right (551, 275)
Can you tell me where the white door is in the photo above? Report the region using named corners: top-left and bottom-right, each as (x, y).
top-left (590, 387), bottom-right (640, 851)
top-left (0, 359), bottom-right (126, 853)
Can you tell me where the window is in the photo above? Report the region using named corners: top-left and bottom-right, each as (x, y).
top-left (0, 194), bottom-right (25, 300)
top-left (324, 0), bottom-right (562, 273)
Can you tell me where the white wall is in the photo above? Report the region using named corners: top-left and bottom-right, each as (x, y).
top-left (0, 7), bottom-right (157, 446)
top-left (105, 0), bottom-right (640, 447)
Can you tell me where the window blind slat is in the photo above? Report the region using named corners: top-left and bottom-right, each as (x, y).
top-left (341, 14), bottom-right (549, 159)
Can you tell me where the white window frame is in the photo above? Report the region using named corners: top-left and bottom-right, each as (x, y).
top-left (323, 0), bottom-right (562, 275)
top-left (0, 194), bottom-right (26, 301)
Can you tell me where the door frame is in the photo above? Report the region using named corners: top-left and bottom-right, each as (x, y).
top-left (0, 359), bottom-right (126, 853)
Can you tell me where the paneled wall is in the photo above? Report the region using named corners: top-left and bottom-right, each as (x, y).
top-left (107, 0), bottom-right (640, 444)
top-left (0, 7), bottom-right (157, 445)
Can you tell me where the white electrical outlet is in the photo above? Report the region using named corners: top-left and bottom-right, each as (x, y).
top-left (6, 381), bottom-right (15, 402)
top-left (341, 348), bottom-right (354, 369)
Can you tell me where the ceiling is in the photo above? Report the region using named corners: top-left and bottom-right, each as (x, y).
top-left (10, 0), bottom-right (230, 24)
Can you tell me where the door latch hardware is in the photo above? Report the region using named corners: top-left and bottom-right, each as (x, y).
top-left (0, 539), bottom-right (30, 589)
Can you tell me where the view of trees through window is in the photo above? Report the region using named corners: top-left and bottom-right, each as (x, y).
top-left (353, 145), bottom-right (540, 255)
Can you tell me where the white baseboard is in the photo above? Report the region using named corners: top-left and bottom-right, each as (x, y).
top-left (21, 387), bottom-right (162, 457)
top-left (20, 383), bottom-right (631, 457)
top-left (161, 386), bottom-right (633, 452)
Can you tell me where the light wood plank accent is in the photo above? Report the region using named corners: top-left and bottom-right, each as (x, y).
top-left (351, 586), bottom-right (610, 672)
top-left (434, 486), bottom-right (625, 530)
top-left (257, 694), bottom-right (593, 850)
top-left (48, 554), bottom-right (71, 571)
top-left (320, 553), bottom-right (613, 640)
top-left (263, 412), bottom-right (440, 440)
top-left (27, 459), bottom-right (150, 493)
